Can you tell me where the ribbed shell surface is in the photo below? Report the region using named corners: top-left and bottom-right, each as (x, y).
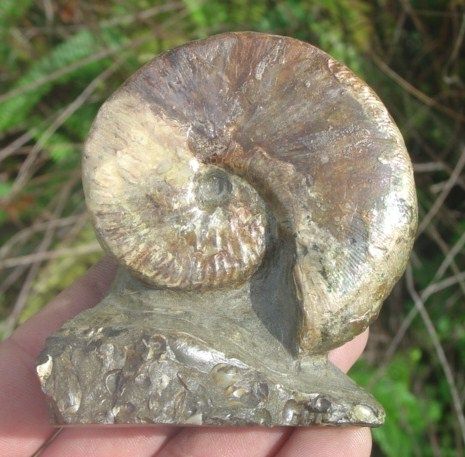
top-left (83, 32), bottom-right (417, 352)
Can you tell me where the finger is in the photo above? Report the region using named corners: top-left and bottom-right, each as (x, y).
top-left (275, 426), bottom-right (372, 457)
top-left (328, 329), bottom-right (369, 373)
top-left (0, 258), bottom-right (117, 457)
top-left (12, 256), bottom-right (117, 356)
top-left (154, 427), bottom-right (291, 457)
top-left (41, 426), bottom-right (178, 457)
top-left (0, 337), bottom-right (53, 457)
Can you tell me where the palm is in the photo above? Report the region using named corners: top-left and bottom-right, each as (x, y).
top-left (0, 258), bottom-right (372, 457)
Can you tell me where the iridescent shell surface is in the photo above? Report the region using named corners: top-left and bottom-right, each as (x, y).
top-left (83, 32), bottom-right (417, 353)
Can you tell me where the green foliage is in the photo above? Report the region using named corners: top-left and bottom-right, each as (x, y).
top-left (0, 0), bottom-right (32, 29)
top-left (0, 29), bottom-right (120, 134)
top-left (1, 2), bottom-right (464, 455)
top-left (353, 353), bottom-right (443, 457)
top-left (0, 181), bottom-right (12, 198)
top-left (0, 0), bottom-right (33, 72)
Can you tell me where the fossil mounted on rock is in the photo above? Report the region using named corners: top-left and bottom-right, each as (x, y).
top-left (37, 32), bottom-right (417, 427)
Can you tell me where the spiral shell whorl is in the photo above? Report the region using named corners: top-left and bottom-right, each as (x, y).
top-left (84, 93), bottom-right (268, 290)
top-left (83, 32), bottom-right (417, 352)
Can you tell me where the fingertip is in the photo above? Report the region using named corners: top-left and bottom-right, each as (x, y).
top-left (328, 329), bottom-right (369, 373)
top-left (76, 255), bottom-right (118, 300)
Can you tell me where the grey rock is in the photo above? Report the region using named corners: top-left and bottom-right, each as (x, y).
top-left (38, 271), bottom-right (384, 426)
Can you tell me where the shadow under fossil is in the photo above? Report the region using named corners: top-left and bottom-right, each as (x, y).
top-left (249, 231), bottom-right (301, 358)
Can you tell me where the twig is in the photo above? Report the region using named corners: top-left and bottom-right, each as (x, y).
top-left (386, 10), bottom-right (406, 63)
top-left (415, 9), bottom-right (463, 18)
top-left (19, 1), bottom-right (184, 36)
top-left (0, 214), bottom-right (84, 260)
top-left (370, 52), bottom-right (465, 123)
top-left (434, 230), bottom-right (465, 281)
top-left (425, 224), bottom-right (465, 297)
top-left (418, 146), bottom-right (465, 235)
top-left (0, 27), bottom-right (155, 104)
top-left (0, 266), bottom-right (28, 295)
top-left (98, 1), bottom-right (184, 28)
top-left (373, 269), bottom-right (465, 384)
top-left (59, 211), bottom-right (89, 244)
top-left (413, 162), bottom-right (446, 173)
top-left (399, 0), bottom-right (438, 59)
top-left (0, 242), bottom-right (101, 269)
top-left (2, 177), bottom-right (78, 337)
top-left (0, 47), bottom-right (119, 105)
top-left (448, 12), bottom-right (465, 66)
top-left (421, 271), bottom-right (465, 299)
top-left (0, 130), bottom-right (34, 163)
top-left (405, 266), bottom-right (465, 447)
top-left (3, 53), bottom-right (129, 205)
top-left (410, 131), bottom-right (465, 192)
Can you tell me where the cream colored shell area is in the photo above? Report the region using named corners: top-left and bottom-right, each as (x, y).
top-left (83, 91), bottom-right (267, 289)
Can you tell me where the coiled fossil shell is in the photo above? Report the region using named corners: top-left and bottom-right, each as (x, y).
top-left (83, 32), bottom-right (417, 353)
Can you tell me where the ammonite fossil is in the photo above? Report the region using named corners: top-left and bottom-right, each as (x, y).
top-left (37, 32), bottom-right (417, 427)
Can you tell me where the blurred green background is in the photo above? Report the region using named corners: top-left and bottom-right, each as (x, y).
top-left (0, 1), bottom-right (464, 455)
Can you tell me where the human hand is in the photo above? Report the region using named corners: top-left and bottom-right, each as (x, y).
top-left (0, 257), bottom-right (372, 457)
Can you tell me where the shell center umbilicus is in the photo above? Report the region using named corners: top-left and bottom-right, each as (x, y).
top-left (195, 169), bottom-right (233, 209)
